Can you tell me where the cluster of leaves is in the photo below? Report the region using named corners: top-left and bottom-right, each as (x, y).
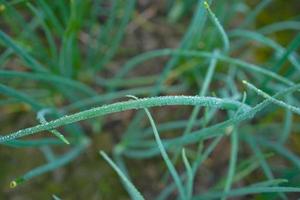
top-left (1, 0), bottom-right (300, 199)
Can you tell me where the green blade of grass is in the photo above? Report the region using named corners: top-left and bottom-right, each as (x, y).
top-left (40, 146), bottom-right (56, 162)
top-left (0, 49), bottom-right (13, 67)
top-left (221, 92), bottom-right (247, 200)
top-left (238, 0), bottom-right (272, 28)
top-left (10, 140), bottom-right (87, 188)
top-left (58, 0), bottom-right (85, 77)
top-left (0, 83), bottom-right (44, 110)
top-left (112, 145), bottom-right (140, 200)
top-left (129, 117), bottom-right (205, 143)
top-left (123, 84), bottom-right (300, 158)
top-left (250, 179), bottom-right (288, 187)
top-left (256, 137), bottom-right (300, 170)
top-left (0, 96), bottom-right (250, 143)
top-left (151, 0), bottom-right (212, 95)
top-left (243, 133), bottom-right (287, 199)
top-left (63, 84), bottom-right (187, 112)
top-left (244, 134), bottom-right (274, 180)
top-left (120, 0), bottom-right (213, 141)
top-left (0, 31), bottom-right (47, 72)
top-left (273, 33), bottom-right (300, 72)
top-left (182, 50), bottom-right (219, 137)
top-left (94, 0), bottom-right (135, 70)
top-left (229, 30), bottom-right (300, 71)
top-left (36, 0), bottom-right (64, 34)
top-left (242, 80), bottom-right (300, 116)
top-left (167, 49), bottom-right (219, 187)
top-left (279, 96), bottom-right (293, 144)
top-left (3, 138), bottom-right (62, 148)
top-left (182, 148), bottom-right (193, 199)
top-left (52, 194), bottom-right (62, 200)
top-left (134, 95), bottom-right (185, 199)
top-left (115, 49), bottom-right (295, 86)
top-left (100, 150), bottom-right (145, 200)
top-left (27, 2), bottom-right (58, 63)
top-left (0, 70), bottom-right (96, 97)
top-left (37, 109), bottom-right (70, 145)
top-left (86, 0), bottom-right (115, 65)
top-left (259, 20), bottom-right (300, 34)
top-left (96, 75), bottom-right (158, 88)
top-left (213, 154), bottom-right (262, 190)
top-left (204, 1), bottom-right (230, 52)
top-left (222, 129), bottom-right (238, 200)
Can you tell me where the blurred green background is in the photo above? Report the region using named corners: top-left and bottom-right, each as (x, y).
top-left (1, 0), bottom-right (300, 199)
